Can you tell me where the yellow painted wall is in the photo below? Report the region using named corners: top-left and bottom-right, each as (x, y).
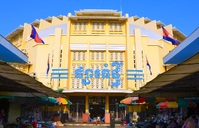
top-left (7, 10), bottom-right (186, 92)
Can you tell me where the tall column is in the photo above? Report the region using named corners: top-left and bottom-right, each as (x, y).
top-left (52, 28), bottom-right (62, 90)
top-left (76, 103), bottom-right (79, 122)
top-left (105, 95), bottom-right (109, 113)
top-left (85, 95), bottom-right (89, 113)
top-left (134, 28), bottom-right (143, 90)
top-left (126, 23), bottom-right (134, 90)
top-left (115, 103), bottom-right (119, 120)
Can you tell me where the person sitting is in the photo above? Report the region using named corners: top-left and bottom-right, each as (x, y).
top-left (101, 117), bottom-right (105, 122)
top-left (132, 111), bottom-right (139, 123)
top-left (88, 115), bottom-right (92, 122)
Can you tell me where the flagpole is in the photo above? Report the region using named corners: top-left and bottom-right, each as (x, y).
top-left (145, 55), bottom-right (148, 82)
top-left (46, 54), bottom-right (50, 84)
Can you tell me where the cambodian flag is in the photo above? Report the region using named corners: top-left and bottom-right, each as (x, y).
top-left (46, 55), bottom-right (50, 75)
top-left (30, 25), bottom-right (45, 44)
top-left (162, 27), bottom-right (180, 46)
top-left (146, 56), bottom-right (152, 75)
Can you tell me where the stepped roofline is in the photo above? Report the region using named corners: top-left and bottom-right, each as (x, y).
top-left (5, 10), bottom-right (186, 41)
top-left (68, 9), bottom-right (127, 20)
top-left (75, 9), bottom-right (122, 17)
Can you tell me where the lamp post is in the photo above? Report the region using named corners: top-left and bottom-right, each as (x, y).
top-left (115, 103), bottom-right (118, 120)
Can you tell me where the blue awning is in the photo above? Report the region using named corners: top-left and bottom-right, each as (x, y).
top-left (164, 27), bottom-right (199, 64)
top-left (0, 35), bottom-right (28, 63)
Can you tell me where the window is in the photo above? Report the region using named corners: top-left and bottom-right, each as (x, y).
top-left (74, 22), bottom-right (87, 31)
top-left (72, 51), bottom-right (86, 61)
top-left (92, 22), bottom-right (105, 31)
top-left (110, 22), bottom-right (122, 31)
top-left (133, 51), bottom-right (136, 68)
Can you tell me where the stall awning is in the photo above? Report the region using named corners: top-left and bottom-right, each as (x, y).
top-left (132, 52), bottom-right (199, 97)
top-left (0, 61), bottom-right (66, 98)
top-left (164, 27), bottom-right (199, 64)
top-left (0, 35), bottom-right (28, 63)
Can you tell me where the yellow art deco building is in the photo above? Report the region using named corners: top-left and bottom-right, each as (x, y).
top-left (6, 9), bottom-right (185, 122)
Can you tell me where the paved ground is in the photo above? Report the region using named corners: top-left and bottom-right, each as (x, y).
top-left (57, 126), bottom-right (131, 128)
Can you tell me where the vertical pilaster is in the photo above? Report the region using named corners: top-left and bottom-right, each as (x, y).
top-left (126, 21), bottom-right (134, 90)
top-left (65, 19), bottom-right (70, 90)
top-left (52, 28), bottom-right (62, 90)
top-left (105, 42), bottom-right (109, 89)
top-left (85, 95), bottom-right (89, 113)
top-left (105, 95), bottom-right (109, 113)
top-left (134, 28), bottom-right (143, 90)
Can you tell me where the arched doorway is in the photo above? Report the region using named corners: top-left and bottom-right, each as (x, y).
top-left (89, 96), bottom-right (105, 120)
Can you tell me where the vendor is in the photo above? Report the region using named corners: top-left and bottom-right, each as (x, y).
top-left (0, 109), bottom-right (5, 126)
top-left (132, 111), bottom-right (139, 122)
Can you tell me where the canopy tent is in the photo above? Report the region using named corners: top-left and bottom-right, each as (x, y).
top-left (120, 97), bottom-right (139, 104)
top-left (132, 53), bottom-right (199, 97)
top-left (56, 97), bottom-right (72, 105)
top-left (0, 34), bottom-right (28, 63)
top-left (0, 96), bottom-right (72, 106)
top-left (0, 61), bottom-right (66, 98)
top-left (131, 28), bottom-right (199, 97)
top-left (178, 98), bottom-right (189, 108)
top-left (156, 102), bottom-right (178, 109)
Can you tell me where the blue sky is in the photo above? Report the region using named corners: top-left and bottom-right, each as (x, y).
top-left (1, 0), bottom-right (199, 37)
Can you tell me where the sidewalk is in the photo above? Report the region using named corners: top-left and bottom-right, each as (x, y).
top-left (57, 126), bottom-right (131, 128)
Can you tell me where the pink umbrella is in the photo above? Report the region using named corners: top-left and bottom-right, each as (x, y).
top-left (120, 97), bottom-right (139, 104)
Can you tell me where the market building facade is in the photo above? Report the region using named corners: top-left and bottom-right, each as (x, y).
top-left (6, 9), bottom-right (186, 122)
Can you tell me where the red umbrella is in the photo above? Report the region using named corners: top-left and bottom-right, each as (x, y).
top-left (156, 102), bottom-right (178, 109)
top-left (136, 97), bottom-right (146, 103)
top-left (120, 97), bottom-right (139, 104)
top-left (156, 102), bottom-right (167, 108)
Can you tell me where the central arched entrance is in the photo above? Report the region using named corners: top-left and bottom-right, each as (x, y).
top-left (89, 96), bottom-right (105, 120)
top-left (89, 105), bottom-right (105, 119)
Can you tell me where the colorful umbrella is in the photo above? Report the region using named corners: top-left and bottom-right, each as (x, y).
top-left (155, 97), bottom-right (166, 102)
top-left (156, 102), bottom-right (167, 108)
top-left (188, 102), bottom-right (197, 108)
top-left (56, 97), bottom-right (72, 105)
top-left (119, 104), bottom-right (127, 107)
top-left (38, 97), bottom-right (59, 104)
top-left (178, 98), bottom-right (188, 108)
top-left (166, 97), bottom-right (176, 101)
top-left (145, 97), bottom-right (155, 103)
top-left (120, 97), bottom-right (139, 104)
top-left (167, 102), bottom-right (178, 108)
top-left (136, 97), bottom-right (146, 103)
top-left (156, 102), bottom-right (178, 109)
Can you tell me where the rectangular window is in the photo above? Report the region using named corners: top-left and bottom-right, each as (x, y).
top-left (73, 22), bottom-right (87, 34)
top-left (92, 22), bottom-right (105, 31)
top-left (110, 22), bottom-right (122, 31)
top-left (133, 51), bottom-right (136, 68)
top-left (109, 22), bottom-right (123, 34)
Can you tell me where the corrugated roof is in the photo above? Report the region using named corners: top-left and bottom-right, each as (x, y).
top-left (0, 61), bottom-right (66, 98)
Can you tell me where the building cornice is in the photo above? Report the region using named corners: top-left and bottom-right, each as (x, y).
top-left (63, 89), bottom-right (133, 93)
top-left (69, 16), bottom-right (127, 21)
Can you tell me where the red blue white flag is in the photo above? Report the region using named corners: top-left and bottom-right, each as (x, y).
top-left (162, 26), bottom-right (180, 46)
top-left (30, 25), bottom-right (45, 44)
top-left (146, 56), bottom-right (152, 75)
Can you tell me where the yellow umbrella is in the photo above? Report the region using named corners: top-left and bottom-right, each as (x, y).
top-left (167, 102), bottom-right (178, 108)
top-left (56, 97), bottom-right (72, 105)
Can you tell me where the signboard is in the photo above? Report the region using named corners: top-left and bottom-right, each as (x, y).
top-left (75, 62), bottom-right (123, 87)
